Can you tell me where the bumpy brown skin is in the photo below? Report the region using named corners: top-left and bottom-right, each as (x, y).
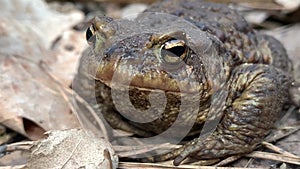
top-left (74, 0), bottom-right (293, 166)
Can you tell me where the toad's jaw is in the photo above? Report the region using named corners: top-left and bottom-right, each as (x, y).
top-left (94, 61), bottom-right (212, 94)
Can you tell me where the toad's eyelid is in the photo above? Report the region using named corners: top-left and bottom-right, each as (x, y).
top-left (164, 40), bottom-right (186, 49)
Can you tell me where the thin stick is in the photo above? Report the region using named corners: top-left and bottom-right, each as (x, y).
top-left (118, 143), bottom-right (172, 157)
top-left (0, 141), bottom-right (33, 153)
top-left (246, 151), bottom-right (300, 165)
top-left (214, 155), bottom-right (243, 167)
top-left (0, 165), bottom-right (26, 169)
top-left (261, 141), bottom-right (299, 158)
top-left (119, 162), bottom-right (265, 169)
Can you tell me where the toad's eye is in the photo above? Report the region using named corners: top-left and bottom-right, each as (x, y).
top-left (160, 39), bottom-right (188, 64)
top-left (86, 25), bottom-right (96, 44)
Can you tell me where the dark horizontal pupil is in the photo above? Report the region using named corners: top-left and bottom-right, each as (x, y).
top-left (163, 45), bottom-right (185, 57)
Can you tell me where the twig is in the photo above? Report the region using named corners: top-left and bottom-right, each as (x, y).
top-left (119, 162), bottom-right (265, 169)
top-left (117, 143), bottom-right (173, 157)
top-left (0, 141), bottom-right (33, 153)
top-left (266, 123), bottom-right (300, 143)
top-left (0, 165), bottom-right (26, 169)
top-left (244, 158), bottom-right (254, 168)
top-left (245, 151), bottom-right (300, 165)
top-left (114, 144), bottom-right (179, 152)
top-left (278, 106), bottom-right (296, 125)
top-left (261, 141), bottom-right (299, 158)
top-left (214, 155), bottom-right (243, 167)
top-left (266, 106), bottom-right (300, 142)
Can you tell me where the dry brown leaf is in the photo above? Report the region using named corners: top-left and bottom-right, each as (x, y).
top-left (0, 0), bottom-right (84, 49)
top-left (50, 30), bottom-right (88, 86)
top-left (0, 151), bottom-right (29, 167)
top-left (211, 0), bottom-right (298, 11)
top-left (207, 0), bottom-right (300, 25)
top-left (207, 0), bottom-right (284, 10)
top-left (121, 3), bottom-right (148, 18)
top-left (0, 54), bottom-right (79, 140)
top-left (26, 129), bottom-right (118, 169)
top-left (275, 0), bottom-right (300, 10)
top-left (0, 0), bottom-right (86, 139)
top-left (0, 0), bottom-right (86, 85)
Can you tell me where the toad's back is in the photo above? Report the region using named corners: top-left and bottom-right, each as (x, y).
top-left (145, 0), bottom-right (291, 72)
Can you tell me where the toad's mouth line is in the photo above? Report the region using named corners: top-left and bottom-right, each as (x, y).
top-left (94, 74), bottom-right (211, 96)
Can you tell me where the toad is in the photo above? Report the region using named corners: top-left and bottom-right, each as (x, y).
top-left (74, 0), bottom-right (293, 165)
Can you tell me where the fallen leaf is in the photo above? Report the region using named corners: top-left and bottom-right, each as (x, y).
top-left (275, 0), bottom-right (300, 10)
top-left (0, 0), bottom-right (85, 139)
top-left (26, 129), bottom-right (118, 169)
top-left (50, 30), bottom-right (88, 86)
top-left (0, 54), bottom-right (79, 140)
top-left (0, 0), bottom-right (84, 49)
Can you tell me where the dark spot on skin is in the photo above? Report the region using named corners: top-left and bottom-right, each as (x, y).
top-left (64, 44), bottom-right (75, 51)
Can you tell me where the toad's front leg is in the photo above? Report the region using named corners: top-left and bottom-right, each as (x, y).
top-left (153, 64), bottom-right (291, 165)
